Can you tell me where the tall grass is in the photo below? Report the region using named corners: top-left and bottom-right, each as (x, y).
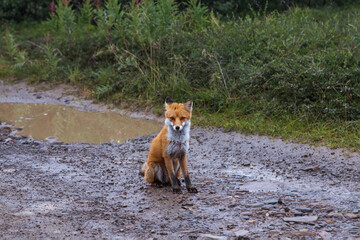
top-left (1, 0), bottom-right (359, 148)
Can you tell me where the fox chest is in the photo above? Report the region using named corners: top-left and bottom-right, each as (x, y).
top-left (167, 141), bottom-right (188, 159)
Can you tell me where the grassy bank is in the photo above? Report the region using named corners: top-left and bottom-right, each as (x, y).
top-left (1, 0), bottom-right (359, 149)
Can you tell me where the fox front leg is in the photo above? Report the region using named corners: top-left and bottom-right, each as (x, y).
top-left (164, 156), bottom-right (182, 194)
top-left (180, 155), bottom-right (198, 193)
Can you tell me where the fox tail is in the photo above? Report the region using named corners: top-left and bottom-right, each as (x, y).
top-left (139, 162), bottom-right (146, 176)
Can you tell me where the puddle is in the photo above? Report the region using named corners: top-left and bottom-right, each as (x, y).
top-left (0, 102), bottom-right (162, 144)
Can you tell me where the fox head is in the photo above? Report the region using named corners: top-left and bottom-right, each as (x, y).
top-left (164, 96), bottom-right (193, 132)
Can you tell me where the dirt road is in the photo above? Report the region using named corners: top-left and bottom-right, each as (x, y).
top-left (0, 82), bottom-right (359, 239)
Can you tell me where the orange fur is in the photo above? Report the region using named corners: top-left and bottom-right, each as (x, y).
top-left (141, 97), bottom-right (198, 193)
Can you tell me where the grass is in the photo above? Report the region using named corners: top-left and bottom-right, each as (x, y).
top-left (193, 111), bottom-right (360, 150)
top-left (0, 0), bottom-right (359, 150)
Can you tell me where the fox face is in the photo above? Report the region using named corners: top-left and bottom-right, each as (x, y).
top-left (164, 97), bottom-right (192, 132)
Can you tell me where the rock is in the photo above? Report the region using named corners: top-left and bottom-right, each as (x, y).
top-left (325, 219), bottom-right (334, 224)
top-left (283, 216), bottom-right (318, 223)
top-left (241, 161), bottom-right (250, 167)
top-left (40, 146), bottom-right (49, 151)
top-left (23, 138), bottom-right (35, 144)
top-left (345, 213), bottom-right (358, 219)
top-left (233, 229), bottom-right (250, 238)
top-left (0, 126), bottom-right (11, 139)
top-left (262, 205), bottom-right (277, 210)
top-left (319, 231), bottom-right (331, 240)
top-left (11, 135), bottom-right (23, 140)
top-left (13, 211), bottom-right (35, 217)
top-left (302, 166), bottom-right (320, 171)
top-left (263, 198), bottom-right (279, 205)
top-left (246, 202), bottom-right (263, 207)
top-left (197, 234), bottom-right (228, 240)
top-left (327, 212), bottom-right (344, 218)
top-left (241, 212), bottom-right (253, 216)
top-left (296, 207), bottom-right (312, 213)
top-left (5, 138), bottom-right (13, 144)
top-left (286, 229), bottom-right (314, 237)
top-left (294, 211), bottom-right (304, 216)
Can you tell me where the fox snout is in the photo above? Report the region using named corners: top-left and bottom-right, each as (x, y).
top-left (174, 125), bottom-right (182, 131)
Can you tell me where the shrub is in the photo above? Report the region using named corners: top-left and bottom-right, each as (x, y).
top-left (1, 0), bottom-right (360, 122)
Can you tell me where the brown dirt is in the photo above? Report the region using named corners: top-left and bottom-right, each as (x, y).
top-left (0, 81), bottom-right (359, 239)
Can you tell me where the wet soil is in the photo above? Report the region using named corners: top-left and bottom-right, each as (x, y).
top-left (0, 81), bottom-right (359, 239)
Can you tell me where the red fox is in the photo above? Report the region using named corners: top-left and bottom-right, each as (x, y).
top-left (140, 97), bottom-right (198, 194)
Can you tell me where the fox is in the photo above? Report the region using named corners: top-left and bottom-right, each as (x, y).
top-left (140, 97), bottom-right (198, 194)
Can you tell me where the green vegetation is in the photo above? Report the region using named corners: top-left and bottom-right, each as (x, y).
top-left (1, 0), bottom-right (355, 22)
top-left (1, 0), bottom-right (359, 149)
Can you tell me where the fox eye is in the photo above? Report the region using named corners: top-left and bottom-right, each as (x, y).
top-left (170, 117), bottom-right (175, 121)
top-left (180, 117), bottom-right (185, 120)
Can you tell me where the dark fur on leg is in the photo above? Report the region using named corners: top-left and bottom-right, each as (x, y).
top-left (185, 175), bottom-right (198, 193)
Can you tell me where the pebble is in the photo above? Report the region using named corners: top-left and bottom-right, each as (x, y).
top-left (283, 216), bottom-right (318, 223)
top-left (233, 229), bottom-right (250, 238)
top-left (319, 231), bottom-right (331, 240)
top-left (345, 213), bottom-right (358, 219)
top-left (294, 211), bottom-right (304, 216)
top-left (241, 212), bottom-right (253, 216)
top-left (241, 161), bottom-right (250, 167)
top-left (327, 212), bottom-right (344, 218)
top-left (11, 135), bottom-right (23, 140)
top-left (246, 202), bottom-right (264, 207)
top-left (197, 234), bottom-right (227, 240)
top-left (325, 219), bottom-right (334, 224)
top-left (262, 204), bottom-right (277, 210)
top-left (263, 198), bottom-right (279, 205)
top-left (296, 207), bottom-right (312, 213)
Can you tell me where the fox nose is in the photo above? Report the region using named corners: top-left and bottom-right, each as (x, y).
top-left (175, 126), bottom-right (180, 130)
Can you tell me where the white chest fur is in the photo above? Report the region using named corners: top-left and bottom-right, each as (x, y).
top-left (165, 119), bottom-right (190, 158)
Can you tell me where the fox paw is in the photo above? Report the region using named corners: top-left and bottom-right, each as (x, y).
top-left (172, 188), bottom-right (182, 194)
top-left (153, 182), bottom-right (163, 188)
top-left (187, 187), bottom-right (198, 193)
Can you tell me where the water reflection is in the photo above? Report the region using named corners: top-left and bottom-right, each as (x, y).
top-left (0, 103), bottom-right (161, 144)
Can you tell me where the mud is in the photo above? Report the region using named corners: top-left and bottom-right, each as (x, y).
top-left (0, 81), bottom-right (359, 239)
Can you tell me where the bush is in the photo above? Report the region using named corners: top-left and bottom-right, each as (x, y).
top-left (1, 0), bottom-right (360, 122)
top-left (0, 0), bottom-right (52, 22)
top-left (1, 0), bottom-right (359, 22)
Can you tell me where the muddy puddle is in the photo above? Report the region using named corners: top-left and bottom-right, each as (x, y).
top-left (0, 102), bottom-right (161, 144)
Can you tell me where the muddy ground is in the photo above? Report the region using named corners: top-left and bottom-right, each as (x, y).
top-left (0, 81), bottom-right (359, 239)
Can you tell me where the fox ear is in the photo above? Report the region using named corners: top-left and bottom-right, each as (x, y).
top-left (184, 100), bottom-right (193, 112)
top-left (165, 96), bottom-right (173, 110)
